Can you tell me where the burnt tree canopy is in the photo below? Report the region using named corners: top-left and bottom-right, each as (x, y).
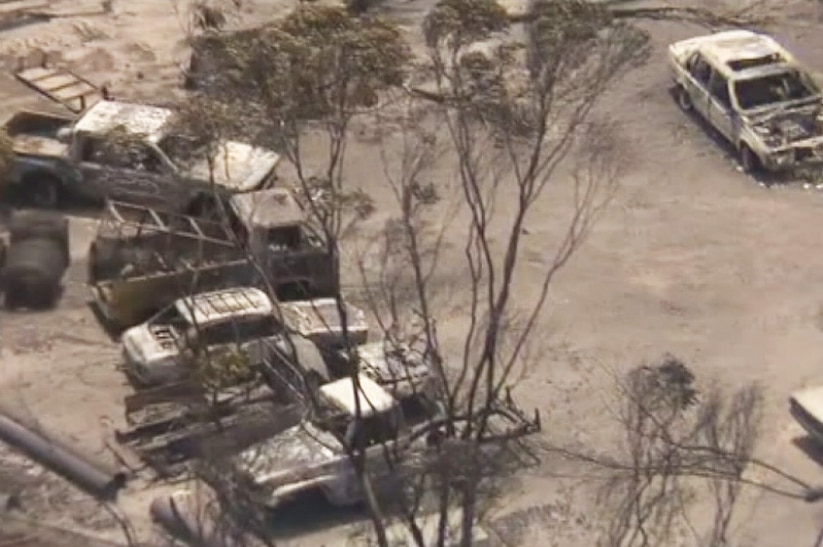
top-left (186, 6), bottom-right (410, 124)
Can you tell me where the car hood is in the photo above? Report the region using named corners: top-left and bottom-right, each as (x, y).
top-left (121, 323), bottom-right (181, 365)
top-left (750, 106), bottom-right (823, 147)
top-left (236, 422), bottom-right (339, 485)
top-left (357, 342), bottom-right (433, 392)
top-left (187, 141), bottom-right (281, 192)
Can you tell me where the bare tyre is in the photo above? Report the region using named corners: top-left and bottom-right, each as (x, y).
top-left (3, 277), bottom-right (56, 310)
top-left (4, 238), bottom-right (67, 309)
top-left (675, 86), bottom-right (693, 112)
top-left (24, 175), bottom-right (62, 209)
top-left (740, 145), bottom-right (762, 175)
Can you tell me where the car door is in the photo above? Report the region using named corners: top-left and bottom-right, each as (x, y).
top-left (331, 426), bottom-right (399, 505)
top-left (195, 321), bottom-right (239, 368)
top-left (76, 135), bottom-right (174, 207)
top-left (706, 69), bottom-right (737, 142)
top-left (683, 52), bottom-right (712, 117)
top-left (237, 315), bottom-right (281, 366)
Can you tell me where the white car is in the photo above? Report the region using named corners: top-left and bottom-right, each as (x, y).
top-left (790, 386), bottom-right (823, 445)
top-left (669, 29), bottom-right (823, 173)
top-left (120, 286), bottom-right (304, 386)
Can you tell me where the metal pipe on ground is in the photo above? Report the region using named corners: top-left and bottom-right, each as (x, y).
top-left (0, 412), bottom-right (127, 500)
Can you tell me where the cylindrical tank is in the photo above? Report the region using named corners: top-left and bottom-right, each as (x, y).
top-left (8, 211), bottom-right (69, 266)
top-left (2, 237), bottom-right (67, 309)
top-left (0, 413), bottom-right (127, 500)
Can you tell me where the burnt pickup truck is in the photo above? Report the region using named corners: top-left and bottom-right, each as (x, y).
top-left (669, 29), bottom-right (823, 174)
top-left (2, 100), bottom-right (281, 210)
top-left (89, 192), bottom-right (338, 332)
top-left (233, 374), bottom-right (446, 510)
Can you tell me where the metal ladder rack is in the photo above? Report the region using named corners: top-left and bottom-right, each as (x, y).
top-left (15, 59), bottom-right (104, 114)
top-left (105, 200), bottom-right (237, 249)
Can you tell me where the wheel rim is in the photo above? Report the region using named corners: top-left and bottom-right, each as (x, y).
top-left (741, 148), bottom-right (755, 173)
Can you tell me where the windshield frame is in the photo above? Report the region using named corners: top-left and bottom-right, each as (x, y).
top-left (156, 133), bottom-right (211, 171)
top-left (732, 67), bottom-right (822, 113)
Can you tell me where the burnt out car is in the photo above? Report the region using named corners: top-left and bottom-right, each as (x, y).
top-left (669, 29), bottom-right (823, 174)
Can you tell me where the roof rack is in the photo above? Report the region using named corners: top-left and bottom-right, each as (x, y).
top-left (192, 287), bottom-right (266, 318)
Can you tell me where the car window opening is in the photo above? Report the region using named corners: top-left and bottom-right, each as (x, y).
top-left (734, 69), bottom-right (819, 110)
top-left (157, 133), bottom-right (209, 169)
top-left (727, 54), bottom-right (784, 72)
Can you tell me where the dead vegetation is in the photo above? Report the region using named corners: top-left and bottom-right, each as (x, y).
top-left (1, 1), bottom-right (822, 547)
top-left (537, 355), bottom-right (820, 547)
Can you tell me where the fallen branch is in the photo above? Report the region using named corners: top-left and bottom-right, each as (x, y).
top-left (609, 5), bottom-right (774, 28)
top-left (509, 4), bottom-right (774, 29)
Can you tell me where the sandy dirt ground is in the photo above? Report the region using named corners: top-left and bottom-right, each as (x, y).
top-left (2, 0), bottom-right (823, 545)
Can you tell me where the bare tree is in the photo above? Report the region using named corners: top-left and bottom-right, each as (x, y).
top-left (369, 1), bottom-right (646, 543)
top-left (542, 355), bottom-right (816, 547)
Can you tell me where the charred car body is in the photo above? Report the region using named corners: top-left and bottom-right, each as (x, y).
top-left (332, 341), bottom-right (438, 401)
top-left (120, 286), bottom-right (329, 387)
top-left (226, 188), bottom-right (338, 301)
top-left (669, 30), bottom-right (823, 174)
top-left (233, 373), bottom-right (445, 509)
top-left (278, 297), bottom-right (370, 351)
top-left (277, 298), bottom-right (438, 398)
top-left (2, 99), bottom-right (280, 210)
top-left (88, 200), bottom-right (252, 330)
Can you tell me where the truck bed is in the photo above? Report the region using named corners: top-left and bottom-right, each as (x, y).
top-left (90, 258), bottom-right (258, 330)
top-left (10, 134), bottom-right (69, 158)
top-left (4, 110), bottom-right (73, 158)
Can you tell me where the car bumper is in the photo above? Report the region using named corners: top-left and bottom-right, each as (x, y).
top-left (121, 345), bottom-right (163, 386)
top-left (121, 346), bottom-right (145, 383)
top-left (762, 148), bottom-right (823, 172)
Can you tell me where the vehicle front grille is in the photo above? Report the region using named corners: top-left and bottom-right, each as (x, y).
top-left (796, 147), bottom-right (814, 161)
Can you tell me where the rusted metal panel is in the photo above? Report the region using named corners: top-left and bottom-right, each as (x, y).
top-left (100, 200), bottom-right (238, 250)
top-left (117, 379), bottom-right (304, 477)
top-left (15, 65), bottom-right (101, 114)
top-left (124, 381), bottom-right (206, 417)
